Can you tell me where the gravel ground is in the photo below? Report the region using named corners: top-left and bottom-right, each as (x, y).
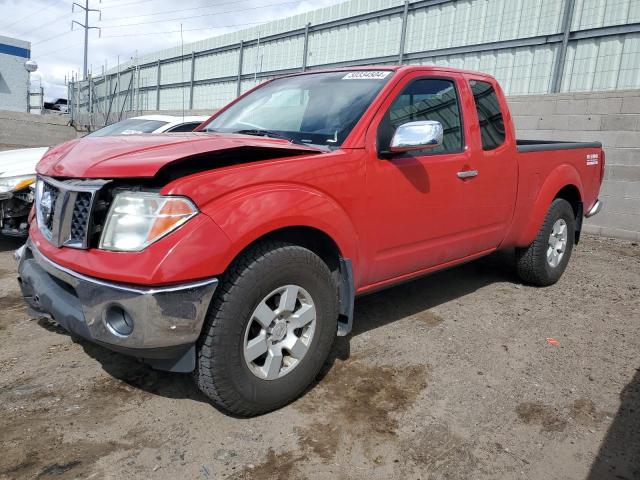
top-left (0, 234), bottom-right (638, 480)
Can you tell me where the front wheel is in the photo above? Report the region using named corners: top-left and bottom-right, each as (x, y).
top-left (195, 241), bottom-right (339, 416)
top-left (516, 198), bottom-right (576, 286)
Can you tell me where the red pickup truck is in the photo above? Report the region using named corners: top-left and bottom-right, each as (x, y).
top-left (17, 66), bottom-right (604, 416)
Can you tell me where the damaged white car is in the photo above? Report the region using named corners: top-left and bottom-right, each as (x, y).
top-left (0, 147), bottom-right (47, 236)
top-left (0, 115), bottom-right (208, 237)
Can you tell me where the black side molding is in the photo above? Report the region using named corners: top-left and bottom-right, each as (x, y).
top-left (516, 139), bottom-right (602, 152)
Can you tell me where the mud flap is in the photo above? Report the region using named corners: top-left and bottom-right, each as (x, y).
top-left (575, 202), bottom-right (583, 245)
top-left (144, 345), bottom-right (196, 373)
top-left (337, 258), bottom-right (354, 336)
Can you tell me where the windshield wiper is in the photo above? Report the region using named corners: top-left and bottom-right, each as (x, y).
top-left (232, 129), bottom-right (308, 147)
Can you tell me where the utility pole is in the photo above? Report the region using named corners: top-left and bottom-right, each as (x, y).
top-left (72, 0), bottom-right (101, 80)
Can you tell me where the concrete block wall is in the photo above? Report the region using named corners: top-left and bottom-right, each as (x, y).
top-left (509, 90), bottom-right (640, 242)
top-left (0, 110), bottom-right (78, 151)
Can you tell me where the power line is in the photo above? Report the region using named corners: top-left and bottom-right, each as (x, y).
top-left (21, 12), bottom-right (71, 36)
top-left (35, 42), bottom-right (83, 58)
top-left (32, 30), bottom-right (75, 46)
top-left (98, 0), bottom-right (300, 29)
top-left (99, 0), bottom-right (253, 22)
top-left (99, 0), bottom-right (178, 9)
top-left (102, 20), bottom-right (269, 38)
top-left (28, 0), bottom-right (297, 48)
top-left (26, 1), bottom-right (321, 62)
top-left (32, 12), bottom-right (273, 45)
top-left (2, 0), bottom-right (65, 29)
top-left (21, 0), bottom-right (310, 47)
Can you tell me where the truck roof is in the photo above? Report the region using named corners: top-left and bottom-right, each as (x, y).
top-left (279, 64), bottom-right (496, 81)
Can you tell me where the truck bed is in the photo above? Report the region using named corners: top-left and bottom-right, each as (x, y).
top-left (517, 139), bottom-right (602, 152)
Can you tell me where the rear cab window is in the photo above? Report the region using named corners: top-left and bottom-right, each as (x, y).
top-left (469, 80), bottom-right (505, 150)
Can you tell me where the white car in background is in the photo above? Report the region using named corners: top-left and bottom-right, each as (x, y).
top-left (0, 115), bottom-right (208, 237)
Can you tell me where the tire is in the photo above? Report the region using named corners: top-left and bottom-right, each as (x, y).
top-left (195, 241), bottom-right (339, 416)
top-left (516, 198), bottom-right (576, 286)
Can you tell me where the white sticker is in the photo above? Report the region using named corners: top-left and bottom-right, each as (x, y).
top-left (586, 153), bottom-right (599, 166)
top-left (342, 71), bottom-right (391, 80)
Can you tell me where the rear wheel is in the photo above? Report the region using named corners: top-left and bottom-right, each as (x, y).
top-left (195, 241), bottom-right (339, 416)
top-left (516, 198), bottom-right (576, 286)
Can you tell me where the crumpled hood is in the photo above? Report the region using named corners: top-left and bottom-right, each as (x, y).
top-left (0, 147), bottom-right (49, 178)
top-left (36, 133), bottom-right (322, 178)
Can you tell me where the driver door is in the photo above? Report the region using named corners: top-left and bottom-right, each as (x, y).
top-left (363, 74), bottom-right (481, 285)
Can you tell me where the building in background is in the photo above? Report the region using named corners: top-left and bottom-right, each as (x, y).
top-left (0, 35), bottom-right (31, 112)
top-left (69, 0), bottom-right (640, 121)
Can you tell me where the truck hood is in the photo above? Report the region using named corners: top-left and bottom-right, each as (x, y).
top-left (0, 147), bottom-right (49, 178)
top-left (36, 133), bottom-right (323, 178)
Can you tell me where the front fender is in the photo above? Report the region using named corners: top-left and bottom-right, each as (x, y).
top-left (200, 184), bottom-right (361, 276)
top-left (517, 164), bottom-right (583, 247)
top-left (28, 212), bottom-right (234, 285)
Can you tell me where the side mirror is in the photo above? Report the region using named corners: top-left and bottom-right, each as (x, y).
top-left (390, 120), bottom-right (443, 153)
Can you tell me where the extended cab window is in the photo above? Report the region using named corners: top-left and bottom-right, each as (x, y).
top-left (378, 78), bottom-right (463, 155)
top-left (469, 80), bottom-right (505, 150)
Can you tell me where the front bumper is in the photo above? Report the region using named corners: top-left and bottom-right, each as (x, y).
top-left (17, 240), bottom-right (218, 372)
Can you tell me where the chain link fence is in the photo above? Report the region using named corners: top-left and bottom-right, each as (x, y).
top-left (68, 0), bottom-right (640, 129)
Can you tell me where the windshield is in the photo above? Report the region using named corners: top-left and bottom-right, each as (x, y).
top-left (203, 71), bottom-right (393, 147)
top-left (88, 119), bottom-right (168, 137)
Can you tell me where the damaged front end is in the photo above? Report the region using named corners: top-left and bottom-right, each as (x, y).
top-left (0, 183), bottom-right (34, 237)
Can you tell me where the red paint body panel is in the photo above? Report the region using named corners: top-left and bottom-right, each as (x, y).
top-left (360, 71), bottom-right (520, 283)
top-left (163, 149), bottom-right (366, 285)
top-left (30, 213), bottom-right (233, 285)
top-left (31, 66), bottom-right (603, 291)
top-left (37, 133), bottom-right (320, 178)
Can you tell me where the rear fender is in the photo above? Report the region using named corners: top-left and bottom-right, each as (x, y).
top-left (517, 164), bottom-right (584, 247)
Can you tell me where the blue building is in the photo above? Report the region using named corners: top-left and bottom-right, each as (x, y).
top-left (0, 35), bottom-right (31, 112)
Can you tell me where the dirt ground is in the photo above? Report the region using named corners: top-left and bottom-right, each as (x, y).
top-left (0, 234), bottom-right (638, 480)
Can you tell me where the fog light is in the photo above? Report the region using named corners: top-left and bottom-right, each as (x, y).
top-left (105, 306), bottom-right (134, 337)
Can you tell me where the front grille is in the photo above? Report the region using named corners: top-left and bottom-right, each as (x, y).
top-left (70, 192), bottom-right (92, 244)
top-left (36, 176), bottom-right (110, 249)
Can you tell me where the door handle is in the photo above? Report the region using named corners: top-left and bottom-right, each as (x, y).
top-left (457, 170), bottom-right (478, 179)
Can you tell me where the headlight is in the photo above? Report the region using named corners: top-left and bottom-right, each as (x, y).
top-left (0, 175), bottom-right (36, 194)
top-left (99, 192), bottom-right (197, 252)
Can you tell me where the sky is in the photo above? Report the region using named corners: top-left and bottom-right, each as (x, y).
top-left (0, 0), bottom-right (345, 101)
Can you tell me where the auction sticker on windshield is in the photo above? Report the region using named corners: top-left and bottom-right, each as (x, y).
top-left (342, 71), bottom-right (391, 80)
